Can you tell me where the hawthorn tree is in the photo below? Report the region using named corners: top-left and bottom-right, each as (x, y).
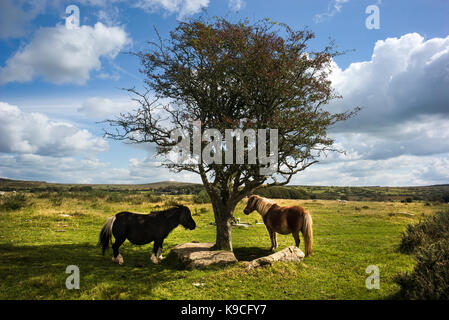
top-left (105, 16), bottom-right (358, 251)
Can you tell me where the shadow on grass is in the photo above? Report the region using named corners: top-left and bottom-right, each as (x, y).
top-left (233, 246), bottom-right (271, 261)
top-left (0, 242), bottom-right (190, 299)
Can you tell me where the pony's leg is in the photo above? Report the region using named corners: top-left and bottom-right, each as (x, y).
top-left (273, 232), bottom-right (278, 249)
top-left (156, 239), bottom-right (165, 260)
top-left (112, 237), bottom-right (125, 265)
top-left (151, 239), bottom-right (163, 264)
top-left (292, 232), bottom-right (300, 248)
top-left (267, 228), bottom-right (276, 251)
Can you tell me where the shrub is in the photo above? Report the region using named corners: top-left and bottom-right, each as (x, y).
top-left (395, 210), bottom-right (449, 299)
top-left (0, 193), bottom-right (30, 211)
top-left (107, 193), bottom-right (126, 203)
top-left (253, 186), bottom-right (309, 199)
top-left (69, 186), bottom-right (93, 192)
top-left (147, 192), bottom-right (162, 203)
top-left (50, 196), bottom-right (63, 207)
top-left (164, 197), bottom-right (180, 207)
top-left (395, 239), bottom-right (449, 299)
top-left (193, 190), bottom-right (211, 204)
top-left (399, 211), bottom-right (449, 254)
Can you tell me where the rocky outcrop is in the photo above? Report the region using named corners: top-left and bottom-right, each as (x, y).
top-left (170, 243), bottom-right (304, 270)
top-left (242, 246), bottom-right (305, 271)
top-left (170, 242), bottom-right (238, 269)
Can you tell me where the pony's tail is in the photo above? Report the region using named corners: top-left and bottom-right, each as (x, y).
top-left (302, 211), bottom-right (313, 256)
top-left (98, 216), bottom-right (116, 255)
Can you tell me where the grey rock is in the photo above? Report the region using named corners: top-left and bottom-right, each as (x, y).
top-left (170, 242), bottom-right (238, 269)
top-left (245, 246), bottom-right (305, 271)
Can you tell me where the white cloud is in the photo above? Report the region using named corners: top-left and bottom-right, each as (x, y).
top-left (292, 154), bottom-right (449, 187)
top-left (314, 0), bottom-right (350, 23)
top-left (0, 102), bottom-right (108, 156)
top-left (326, 33), bottom-right (449, 161)
top-left (78, 97), bottom-right (138, 118)
top-left (0, 153), bottom-right (111, 184)
top-left (228, 0), bottom-right (245, 12)
top-left (0, 22), bottom-right (131, 85)
top-left (0, 0), bottom-right (47, 39)
top-left (0, 151), bottom-right (200, 184)
top-left (287, 32), bottom-right (449, 186)
top-left (134, 0), bottom-right (209, 18)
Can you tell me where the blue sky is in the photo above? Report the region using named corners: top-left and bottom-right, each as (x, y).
top-left (0, 0), bottom-right (448, 186)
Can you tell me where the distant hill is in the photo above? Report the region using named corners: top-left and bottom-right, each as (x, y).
top-left (0, 178), bottom-right (202, 194)
top-left (136, 181), bottom-right (201, 189)
top-left (1, 177), bottom-right (448, 202)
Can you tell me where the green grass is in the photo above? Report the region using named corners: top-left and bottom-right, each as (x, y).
top-left (1, 193), bottom-right (448, 300)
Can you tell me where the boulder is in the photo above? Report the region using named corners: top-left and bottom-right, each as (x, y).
top-left (170, 242), bottom-right (238, 269)
top-left (244, 246), bottom-right (305, 271)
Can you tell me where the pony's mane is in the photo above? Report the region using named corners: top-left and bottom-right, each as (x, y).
top-left (151, 205), bottom-right (183, 216)
top-left (252, 195), bottom-right (275, 216)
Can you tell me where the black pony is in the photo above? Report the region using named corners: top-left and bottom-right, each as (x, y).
top-left (99, 205), bottom-right (196, 264)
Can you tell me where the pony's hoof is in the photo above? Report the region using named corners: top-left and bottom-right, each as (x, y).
top-left (112, 254), bottom-right (124, 265)
top-left (150, 254), bottom-right (159, 264)
top-left (157, 255), bottom-right (165, 260)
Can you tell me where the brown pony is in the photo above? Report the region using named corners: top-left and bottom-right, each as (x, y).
top-left (243, 195), bottom-right (313, 256)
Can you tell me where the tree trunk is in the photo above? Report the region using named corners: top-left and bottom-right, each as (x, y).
top-left (212, 201), bottom-right (235, 251)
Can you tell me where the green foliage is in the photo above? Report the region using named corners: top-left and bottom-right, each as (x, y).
top-left (399, 211), bottom-right (449, 254)
top-left (50, 195), bottom-right (63, 207)
top-left (396, 210), bottom-right (449, 299)
top-left (163, 197), bottom-right (180, 207)
top-left (395, 239), bottom-right (449, 299)
top-left (254, 186), bottom-right (309, 199)
top-left (3, 195), bottom-right (444, 299)
top-left (146, 192), bottom-right (163, 202)
top-left (0, 193), bottom-right (30, 211)
top-left (69, 186), bottom-right (93, 192)
top-left (193, 190), bottom-right (211, 204)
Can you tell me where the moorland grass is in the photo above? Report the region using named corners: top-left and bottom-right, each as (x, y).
top-left (0, 193), bottom-right (448, 300)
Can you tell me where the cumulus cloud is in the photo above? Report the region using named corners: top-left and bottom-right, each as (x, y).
top-left (0, 102), bottom-right (108, 156)
top-left (0, 0), bottom-right (46, 39)
top-left (287, 32), bottom-right (449, 185)
top-left (325, 33), bottom-right (449, 161)
top-left (0, 152), bottom-right (200, 184)
top-left (291, 154), bottom-right (449, 187)
top-left (134, 0), bottom-right (209, 18)
top-left (0, 153), bottom-right (111, 184)
top-left (78, 97), bottom-right (138, 118)
top-left (128, 155), bottom-right (200, 183)
top-left (330, 33), bottom-right (449, 130)
top-left (0, 22), bottom-right (130, 85)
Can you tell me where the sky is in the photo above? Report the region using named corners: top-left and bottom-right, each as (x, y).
top-left (0, 0), bottom-right (448, 186)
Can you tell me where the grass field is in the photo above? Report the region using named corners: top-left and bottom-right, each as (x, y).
top-left (1, 191), bottom-right (448, 300)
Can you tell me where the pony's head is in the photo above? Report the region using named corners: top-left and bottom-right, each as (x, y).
top-left (177, 205), bottom-right (196, 230)
top-left (243, 195), bottom-right (259, 215)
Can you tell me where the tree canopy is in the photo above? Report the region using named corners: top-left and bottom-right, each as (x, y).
top-left (105, 16), bottom-right (358, 250)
